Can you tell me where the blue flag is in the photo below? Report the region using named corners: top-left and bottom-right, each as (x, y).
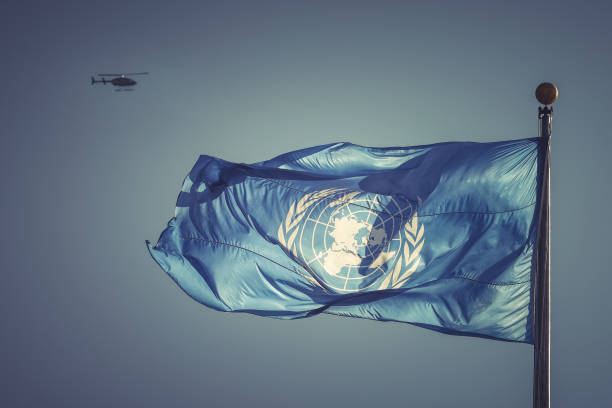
top-left (147, 137), bottom-right (546, 343)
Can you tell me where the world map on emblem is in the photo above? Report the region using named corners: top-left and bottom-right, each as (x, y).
top-left (278, 189), bottom-right (424, 293)
top-left (321, 215), bottom-right (387, 276)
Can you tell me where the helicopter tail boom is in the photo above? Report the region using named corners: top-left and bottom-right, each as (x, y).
top-left (91, 76), bottom-right (107, 85)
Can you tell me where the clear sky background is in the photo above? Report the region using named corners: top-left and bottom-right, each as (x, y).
top-left (2, 1), bottom-right (611, 407)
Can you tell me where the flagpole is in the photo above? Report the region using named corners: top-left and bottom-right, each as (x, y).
top-left (534, 82), bottom-right (556, 408)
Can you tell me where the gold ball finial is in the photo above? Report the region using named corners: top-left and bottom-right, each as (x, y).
top-left (535, 82), bottom-right (558, 105)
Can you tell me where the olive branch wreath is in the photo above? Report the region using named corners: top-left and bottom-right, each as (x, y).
top-left (277, 189), bottom-right (424, 291)
top-left (377, 212), bottom-right (424, 290)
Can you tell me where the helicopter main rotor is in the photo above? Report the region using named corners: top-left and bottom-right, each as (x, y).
top-left (97, 72), bottom-right (149, 77)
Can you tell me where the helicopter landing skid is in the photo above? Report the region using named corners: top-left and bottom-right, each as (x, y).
top-left (115, 88), bottom-right (134, 92)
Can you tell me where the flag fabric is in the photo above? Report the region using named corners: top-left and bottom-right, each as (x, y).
top-left (147, 137), bottom-right (547, 343)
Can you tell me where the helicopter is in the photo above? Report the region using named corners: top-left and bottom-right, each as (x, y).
top-left (90, 72), bottom-right (149, 91)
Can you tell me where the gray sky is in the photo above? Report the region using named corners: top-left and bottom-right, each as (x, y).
top-left (2, 1), bottom-right (611, 407)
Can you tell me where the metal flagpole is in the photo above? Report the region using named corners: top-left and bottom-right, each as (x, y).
top-left (534, 82), bottom-right (557, 408)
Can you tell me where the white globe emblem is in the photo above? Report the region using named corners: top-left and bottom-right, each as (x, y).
top-left (277, 189), bottom-right (424, 293)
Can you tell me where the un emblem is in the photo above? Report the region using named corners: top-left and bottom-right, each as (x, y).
top-left (277, 189), bottom-right (424, 293)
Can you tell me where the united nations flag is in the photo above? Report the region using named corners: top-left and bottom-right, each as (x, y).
top-left (147, 137), bottom-right (547, 343)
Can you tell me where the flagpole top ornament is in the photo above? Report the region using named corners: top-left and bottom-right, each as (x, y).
top-left (535, 82), bottom-right (558, 106)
